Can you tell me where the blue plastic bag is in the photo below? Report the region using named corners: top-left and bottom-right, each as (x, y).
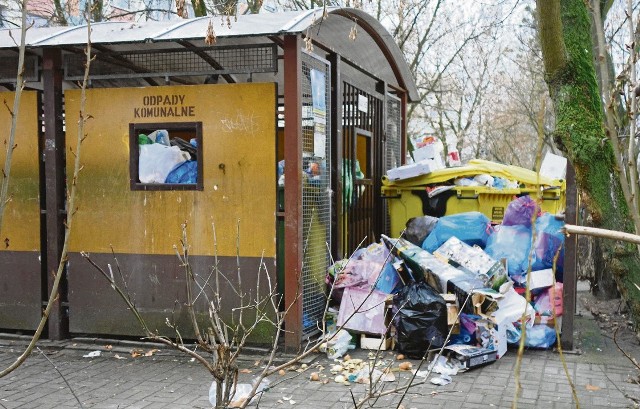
top-left (422, 211), bottom-right (491, 252)
top-left (484, 224), bottom-right (532, 276)
top-left (165, 160), bottom-right (198, 184)
top-left (532, 213), bottom-right (565, 272)
top-left (525, 324), bottom-right (556, 349)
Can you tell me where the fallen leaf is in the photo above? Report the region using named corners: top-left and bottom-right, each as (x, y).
top-left (254, 360), bottom-right (261, 367)
top-left (240, 369), bottom-right (252, 374)
top-left (399, 362), bottom-right (412, 371)
top-left (104, 345), bottom-right (113, 351)
top-left (144, 349), bottom-right (160, 357)
top-left (586, 384), bottom-right (601, 391)
top-left (279, 369), bottom-right (286, 376)
top-left (113, 354), bottom-right (127, 360)
top-left (130, 349), bottom-right (144, 358)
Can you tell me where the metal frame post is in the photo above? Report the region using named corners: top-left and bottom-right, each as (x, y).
top-left (42, 48), bottom-right (68, 339)
top-left (283, 34), bottom-right (303, 350)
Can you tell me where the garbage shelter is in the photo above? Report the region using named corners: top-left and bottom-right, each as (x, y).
top-left (0, 8), bottom-right (419, 348)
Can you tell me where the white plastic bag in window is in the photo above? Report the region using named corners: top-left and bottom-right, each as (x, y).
top-left (139, 143), bottom-right (190, 183)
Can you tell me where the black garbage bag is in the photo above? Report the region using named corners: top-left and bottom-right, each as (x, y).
top-left (393, 281), bottom-right (448, 358)
top-left (404, 215), bottom-right (439, 246)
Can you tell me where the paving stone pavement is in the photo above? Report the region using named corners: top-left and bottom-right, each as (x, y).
top-left (1, 295), bottom-right (639, 408)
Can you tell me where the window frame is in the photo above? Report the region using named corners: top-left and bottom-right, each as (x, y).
top-left (129, 121), bottom-right (204, 191)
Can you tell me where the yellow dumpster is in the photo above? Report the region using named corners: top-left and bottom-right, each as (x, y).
top-left (381, 159), bottom-right (566, 237)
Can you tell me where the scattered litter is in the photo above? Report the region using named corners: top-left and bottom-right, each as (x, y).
top-left (430, 374), bottom-right (452, 386)
top-left (398, 362), bottom-right (412, 371)
top-left (144, 349), bottom-right (160, 357)
top-left (427, 355), bottom-right (459, 376)
top-left (82, 351), bottom-right (101, 358)
top-left (113, 354), bottom-right (127, 360)
top-left (208, 378), bottom-right (270, 408)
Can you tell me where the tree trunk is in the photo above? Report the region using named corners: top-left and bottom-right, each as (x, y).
top-left (536, 0), bottom-right (640, 313)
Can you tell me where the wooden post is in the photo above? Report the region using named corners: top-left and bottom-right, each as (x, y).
top-left (561, 162), bottom-right (577, 350)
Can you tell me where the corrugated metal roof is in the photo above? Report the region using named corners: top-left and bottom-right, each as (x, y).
top-left (0, 9), bottom-right (324, 47)
top-left (0, 8), bottom-right (419, 101)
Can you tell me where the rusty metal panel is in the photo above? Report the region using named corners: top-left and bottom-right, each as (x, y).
top-left (0, 252), bottom-right (41, 330)
top-left (68, 253), bottom-right (275, 339)
top-left (283, 35), bottom-right (303, 350)
top-left (63, 83), bottom-right (276, 257)
top-left (0, 90), bottom-right (42, 330)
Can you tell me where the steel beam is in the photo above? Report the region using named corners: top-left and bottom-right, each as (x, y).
top-left (42, 48), bottom-right (68, 340)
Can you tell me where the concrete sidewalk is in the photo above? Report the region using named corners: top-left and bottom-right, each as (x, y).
top-left (0, 294), bottom-right (639, 409)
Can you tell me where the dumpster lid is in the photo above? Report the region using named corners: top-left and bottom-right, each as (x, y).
top-left (382, 159), bottom-right (564, 187)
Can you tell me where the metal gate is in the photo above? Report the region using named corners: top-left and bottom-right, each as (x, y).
top-left (340, 82), bottom-right (385, 256)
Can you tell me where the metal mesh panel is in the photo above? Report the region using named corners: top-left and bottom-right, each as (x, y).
top-left (0, 55), bottom-right (39, 83)
top-left (341, 82), bottom-right (384, 255)
top-left (385, 95), bottom-right (402, 171)
top-left (384, 95), bottom-right (402, 234)
top-left (300, 51), bottom-right (331, 336)
top-left (64, 44), bottom-right (277, 80)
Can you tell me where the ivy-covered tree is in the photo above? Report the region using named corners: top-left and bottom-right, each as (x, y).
top-left (536, 0), bottom-right (640, 315)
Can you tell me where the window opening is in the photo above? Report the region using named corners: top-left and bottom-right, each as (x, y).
top-left (129, 122), bottom-right (203, 191)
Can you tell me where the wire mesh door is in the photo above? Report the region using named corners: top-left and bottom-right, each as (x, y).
top-left (340, 82), bottom-right (384, 256)
top-left (383, 94), bottom-right (402, 234)
top-left (300, 51), bottom-right (331, 337)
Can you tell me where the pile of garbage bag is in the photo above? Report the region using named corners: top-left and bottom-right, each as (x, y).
top-left (138, 129), bottom-right (198, 184)
top-left (323, 194), bottom-right (565, 365)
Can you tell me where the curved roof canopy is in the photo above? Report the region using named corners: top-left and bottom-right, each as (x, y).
top-left (0, 8), bottom-right (419, 101)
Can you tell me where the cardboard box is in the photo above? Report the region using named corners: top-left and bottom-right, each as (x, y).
top-left (444, 344), bottom-right (497, 369)
top-left (360, 334), bottom-right (393, 350)
top-left (475, 317), bottom-right (508, 359)
top-left (441, 293), bottom-right (459, 326)
top-left (386, 158), bottom-right (445, 181)
top-left (529, 269), bottom-right (554, 290)
top-left (412, 142), bottom-right (444, 162)
top-left (435, 237), bottom-right (508, 289)
top-left (540, 152), bottom-right (567, 180)
top-left (535, 315), bottom-right (562, 328)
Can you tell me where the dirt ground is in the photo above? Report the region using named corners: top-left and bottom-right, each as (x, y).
top-left (578, 285), bottom-right (640, 384)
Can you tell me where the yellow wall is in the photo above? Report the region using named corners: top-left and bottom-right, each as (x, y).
top-left (64, 83), bottom-right (276, 257)
top-left (0, 91), bottom-right (40, 251)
